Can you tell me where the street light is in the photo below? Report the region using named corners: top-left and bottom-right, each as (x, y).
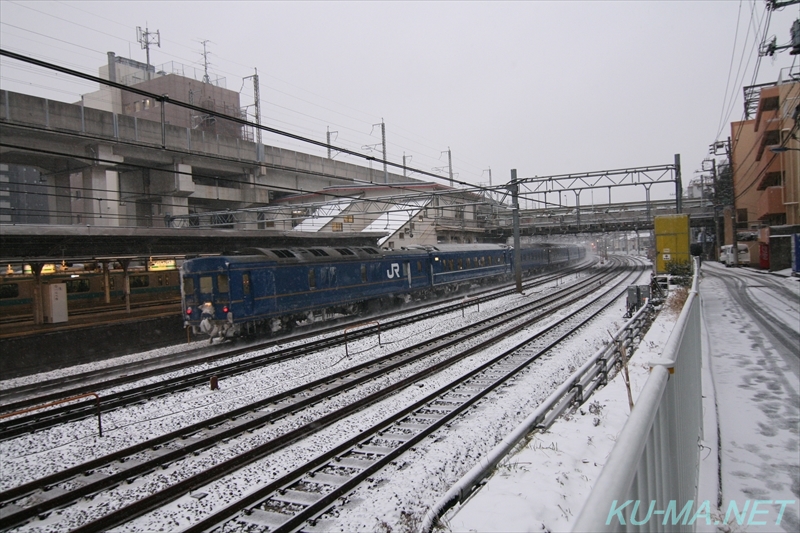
top-left (769, 145), bottom-right (800, 153)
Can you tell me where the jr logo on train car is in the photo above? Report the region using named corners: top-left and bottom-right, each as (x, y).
top-left (386, 263), bottom-right (400, 279)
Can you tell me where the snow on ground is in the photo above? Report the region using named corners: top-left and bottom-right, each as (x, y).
top-left (0, 261), bottom-right (644, 532)
top-left (117, 266), bottom-right (645, 533)
top-left (1, 279), bottom-right (582, 490)
top-left (0, 258), bottom-right (661, 531)
top-left (444, 263), bottom-right (799, 533)
top-left (444, 285), bottom-right (680, 533)
top-left (697, 263), bottom-right (799, 533)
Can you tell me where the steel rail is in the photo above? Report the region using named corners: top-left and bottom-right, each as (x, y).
top-left (0, 262), bottom-right (624, 530)
top-left (0, 263), bottom-right (590, 436)
top-left (420, 300), bottom-right (655, 531)
top-left (171, 261), bottom-right (647, 533)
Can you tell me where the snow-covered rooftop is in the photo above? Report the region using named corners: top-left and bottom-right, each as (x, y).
top-left (361, 198), bottom-right (430, 245)
top-left (292, 201), bottom-right (352, 232)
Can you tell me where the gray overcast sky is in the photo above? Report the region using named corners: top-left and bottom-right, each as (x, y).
top-left (1, 0), bottom-right (798, 202)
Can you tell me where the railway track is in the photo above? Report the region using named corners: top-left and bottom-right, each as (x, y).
top-left (0, 257), bottom-right (645, 531)
top-left (0, 299), bottom-right (181, 327)
top-left (0, 263), bottom-right (592, 437)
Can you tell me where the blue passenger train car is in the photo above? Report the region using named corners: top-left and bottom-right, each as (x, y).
top-left (181, 242), bottom-right (585, 341)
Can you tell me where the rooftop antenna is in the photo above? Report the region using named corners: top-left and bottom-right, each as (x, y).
top-left (136, 25), bottom-right (160, 80)
top-left (200, 40), bottom-right (212, 83)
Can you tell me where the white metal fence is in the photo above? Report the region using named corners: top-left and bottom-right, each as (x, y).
top-left (573, 260), bottom-right (702, 532)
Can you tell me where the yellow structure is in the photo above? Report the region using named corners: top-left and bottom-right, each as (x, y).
top-left (654, 214), bottom-right (690, 274)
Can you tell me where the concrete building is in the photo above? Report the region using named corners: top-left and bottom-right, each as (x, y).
top-left (265, 183), bottom-right (504, 249)
top-left (0, 87), bottom-right (503, 247)
top-left (82, 52), bottom-right (243, 139)
top-left (729, 70), bottom-right (800, 268)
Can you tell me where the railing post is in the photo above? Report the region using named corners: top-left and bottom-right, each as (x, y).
top-left (96, 395), bottom-right (103, 437)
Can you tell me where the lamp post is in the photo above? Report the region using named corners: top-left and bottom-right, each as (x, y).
top-left (769, 145), bottom-right (800, 153)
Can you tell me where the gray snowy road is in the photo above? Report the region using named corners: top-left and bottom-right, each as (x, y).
top-left (700, 263), bottom-right (799, 533)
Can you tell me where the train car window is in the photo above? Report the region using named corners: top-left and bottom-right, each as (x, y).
top-left (336, 248), bottom-right (355, 256)
top-left (242, 273), bottom-right (251, 295)
top-left (402, 263), bottom-right (408, 276)
top-left (65, 279), bottom-right (90, 293)
top-left (466, 258), bottom-right (471, 269)
top-left (449, 259), bottom-right (454, 271)
top-left (217, 274), bottom-right (229, 293)
top-left (102, 278), bottom-right (116, 290)
top-left (130, 275), bottom-right (150, 288)
top-left (361, 264), bottom-right (367, 282)
top-left (309, 269), bottom-right (316, 289)
top-left (271, 250), bottom-right (295, 258)
top-left (0, 283), bottom-right (19, 299)
top-left (319, 268), bottom-right (328, 285)
top-left (183, 277), bottom-right (195, 295)
top-left (200, 276), bottom-right (213, 293)
top-left (329, 267), bottom-right (337, 285)
top-left (417, 261), bottom-right (422, 272)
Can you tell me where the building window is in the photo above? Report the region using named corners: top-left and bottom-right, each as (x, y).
top-left (736, 208), bottom-right (748, 229)
top-left (343, 215), bottom-right (354, 223)
top-left (332, 222), bottom-right (343, 232)
top-left (761, 96), bottom-right (779, 112)
top-left (399, 232), bottom-right (404, 239)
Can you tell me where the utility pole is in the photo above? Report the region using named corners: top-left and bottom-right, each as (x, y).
top-left (326, 127), bottom-right (338, 159)
top-left (711, 139), bottom-right (736, 264)
top-left (381, 119), bottom-right (387, 183)
top-left (712, 158), bottom-right (721, 261)
top-left (136, 26), bottom-right (160, 80)
top-left (403, 152), bottom-right (411, 178)
top-left (726, 138), bottom-right (738, 267)
top-left (243, 69), bottom-right (261, 147)
top-left (447, 147), bottom-right (453, 187)
top-left (509, 169), bottom-right (522, 293)
top-left (674, 153), bottom-right (682, 214)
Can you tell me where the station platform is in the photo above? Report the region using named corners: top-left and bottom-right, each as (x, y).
top-left (0, 304), bottom-right (185, 379)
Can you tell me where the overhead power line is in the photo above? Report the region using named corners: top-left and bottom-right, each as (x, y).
top-left (0, 47), bottom-right (493, 195)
